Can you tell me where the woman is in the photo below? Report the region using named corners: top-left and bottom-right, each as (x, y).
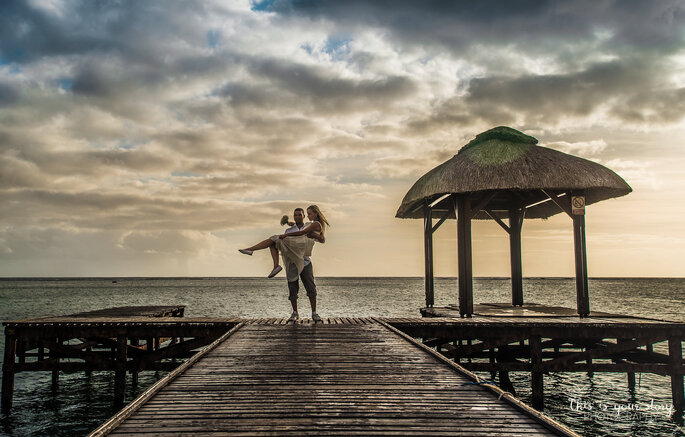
top-left (239, 205), bottom-right (329, 279)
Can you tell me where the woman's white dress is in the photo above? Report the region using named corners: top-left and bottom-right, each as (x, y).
top-left (270, 221), bottom-right (317, 281)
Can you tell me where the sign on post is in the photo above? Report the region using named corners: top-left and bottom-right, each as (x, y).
top-left (572, 196), bottom-right (585, 215)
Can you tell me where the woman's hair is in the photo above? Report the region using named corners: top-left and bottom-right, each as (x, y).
top-left (307, 205), bottom-right (330, 235)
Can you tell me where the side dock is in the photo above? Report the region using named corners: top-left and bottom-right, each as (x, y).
top-left (413, 303), bottom-right (685, 416)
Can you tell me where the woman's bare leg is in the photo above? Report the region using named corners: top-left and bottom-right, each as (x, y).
top-left (243, 238), bottom-right (275, 252)
top-left (269, 246), bottom-right (279, 269)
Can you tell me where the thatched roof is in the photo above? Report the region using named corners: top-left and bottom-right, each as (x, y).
top-left (396, 126), bottom-right (632, 219)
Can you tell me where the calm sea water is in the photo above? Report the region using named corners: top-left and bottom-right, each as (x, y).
top-left (0, 277), bottom-right (683, 436)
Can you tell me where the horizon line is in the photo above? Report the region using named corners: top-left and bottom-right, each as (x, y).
top-left (1, 276), bottom-right (684, 280)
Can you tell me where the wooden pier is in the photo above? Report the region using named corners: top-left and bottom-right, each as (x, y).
top-left (3, 304), bottom-right (684, 434)
top-left (89, 319), bottom-right (574, 436)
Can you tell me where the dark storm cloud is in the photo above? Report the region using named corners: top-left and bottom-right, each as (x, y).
top-left (247, 57), bottom-right (415, 107)
top-left (271, 0), bottom-right (685, 54)
top-left (404, 56), bottom-right (685, 133)
top-left (71, 63), bottom-right (113, 96)
top-left (0, 147), bottom-right (175, 184)
top-left (0, 0), bottom-right (214, 64)
top-left (0, 0), bottom-right (120, 62)
top-left (0, 82), bottom-right (20, 106)
top-left (466, 58), bottom-right (653, 110)
top-left (216, 57), bottom-right (417, 114)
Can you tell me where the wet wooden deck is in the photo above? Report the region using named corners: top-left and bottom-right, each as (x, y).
top-left (91, 319), bottom-right (574, 436)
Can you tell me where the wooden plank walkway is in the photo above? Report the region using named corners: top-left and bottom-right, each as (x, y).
top-left (91, 320), bottom-right (574, 436)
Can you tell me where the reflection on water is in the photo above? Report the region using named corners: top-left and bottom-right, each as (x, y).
top-left (0, 277), bottom-right (683, 436)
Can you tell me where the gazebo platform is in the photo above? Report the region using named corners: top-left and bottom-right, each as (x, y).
top-left (422, 302), bottom-right (636, 318)
top-left (411, 302), bottom-right (685, 416)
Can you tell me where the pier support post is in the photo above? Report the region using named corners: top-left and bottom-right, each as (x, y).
top-left (131, 338), bottom-right (139, 389)
top-left (669, 338), bottom-right (684, 421)
top-left (455, 195), bottom-right (473, 317)
top-left (509, 208), bottom-right (524, 306)
top-left (423, 203), bottom-right (435, 307)
top-left (85, 346), bottom-right (92, 377)
top-left (572, 212), bottom-right (590, 317)
top-left (51, 338), bottom-right (60, 390)
top-left (619, 339), bottom-right (635, 392)
top-left (586, 356), bottom-right (593, 378)
top-left (17, 340), bottom-right (25, 364)
top-left (497, 345), bottom-right (516, 396)
top-left (530, 335), bottom-right (544, 410)
top-left (1, 333), bottom-right (17, 413)
top-left (114, 336), bottom-right (127, 407)
top-left (490, 347), bottom-right (496, 381)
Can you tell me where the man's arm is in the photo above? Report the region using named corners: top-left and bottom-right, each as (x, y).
top-left (280, 222), bottom-right (321, 238)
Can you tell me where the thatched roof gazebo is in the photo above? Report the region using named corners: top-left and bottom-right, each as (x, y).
top-left (396, 126), bottom-right (631, 317)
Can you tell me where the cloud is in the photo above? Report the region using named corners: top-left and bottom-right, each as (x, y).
top-left (268, 1), bottom-right (685, 55)
top-left (119, 230), bottom-right (215, 256)
top-left (404, 57), bottom-right (685, 132)
top-left (367, 148), bottom-right (456, 179)
top-left (0, 82), bottom-right (20, 106)
top-left (601, 158), bottom-right (662, 189)
top-left (1, 0), bottom-right (684, 274)
top-left (543, 140), bottom-right (608, 156)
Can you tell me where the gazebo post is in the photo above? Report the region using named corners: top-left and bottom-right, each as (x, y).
top-left (509, 208), bottom-right (524, 306)
top-left (572, 192), bottom-right (590, 317)
top-left (455, 195), bottom-right (473, 317)
top-left (423, 202), bottom-right (435, 307)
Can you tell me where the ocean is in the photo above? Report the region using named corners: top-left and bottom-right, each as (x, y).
top-left (0, 277), bottom-right (683, 436)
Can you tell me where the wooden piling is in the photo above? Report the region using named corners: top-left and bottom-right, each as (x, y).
top-left (586, 356), bottom-right (593, 377)
top-left (497, 344), bottom-right (516, 396)
top-left (114, 336), bottom-right (127, 407)
top-left (531, 334), bottom-right (544, 410)
top-left (1, 333), bottom-right (16, 413)
top-left (85, 346), bottom-right (92, 377)
top-left (51, 337), bottom-right (59, 390)
top-left (17, 340), bottom-right (25, 365)
top-left (131, 338), bottom-right (139, 388)
top-left (669, 338), bottom-right (684, 420)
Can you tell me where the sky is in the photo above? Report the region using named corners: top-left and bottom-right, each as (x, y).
top-left (0, 0), bottom-right (684, 278)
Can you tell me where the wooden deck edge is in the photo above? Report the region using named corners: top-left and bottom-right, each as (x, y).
top-left (87, 322), bottom-right (245, 437)
top-left (422, 306), bottom-right (683, 324)
top-left (375, 319), bottom-right (580, 437)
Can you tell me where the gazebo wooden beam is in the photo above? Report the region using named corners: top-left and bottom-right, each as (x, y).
top-left (509, 208), bottom-right (525, 306)
top-left (455, 195), bottom-right (474, 317)
top-left (541, 190), bottom-right (573, 218)
top-left (469, 191), bottom-right (498, 220)
top-left (423, 202), bottom-right (434, 308)
top-left (572, 191), bottom-right (590, 317)
top-left (431, 209), bottom-right (450, 234)
top-left (485, 209), bottom-right (511, 233)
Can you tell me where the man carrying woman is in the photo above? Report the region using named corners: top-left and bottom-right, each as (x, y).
top-left (239, 205), bottom-right (329, 322)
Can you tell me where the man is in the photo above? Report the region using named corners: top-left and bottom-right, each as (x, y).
top-left (285, 207), bottom-right (324, 323)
